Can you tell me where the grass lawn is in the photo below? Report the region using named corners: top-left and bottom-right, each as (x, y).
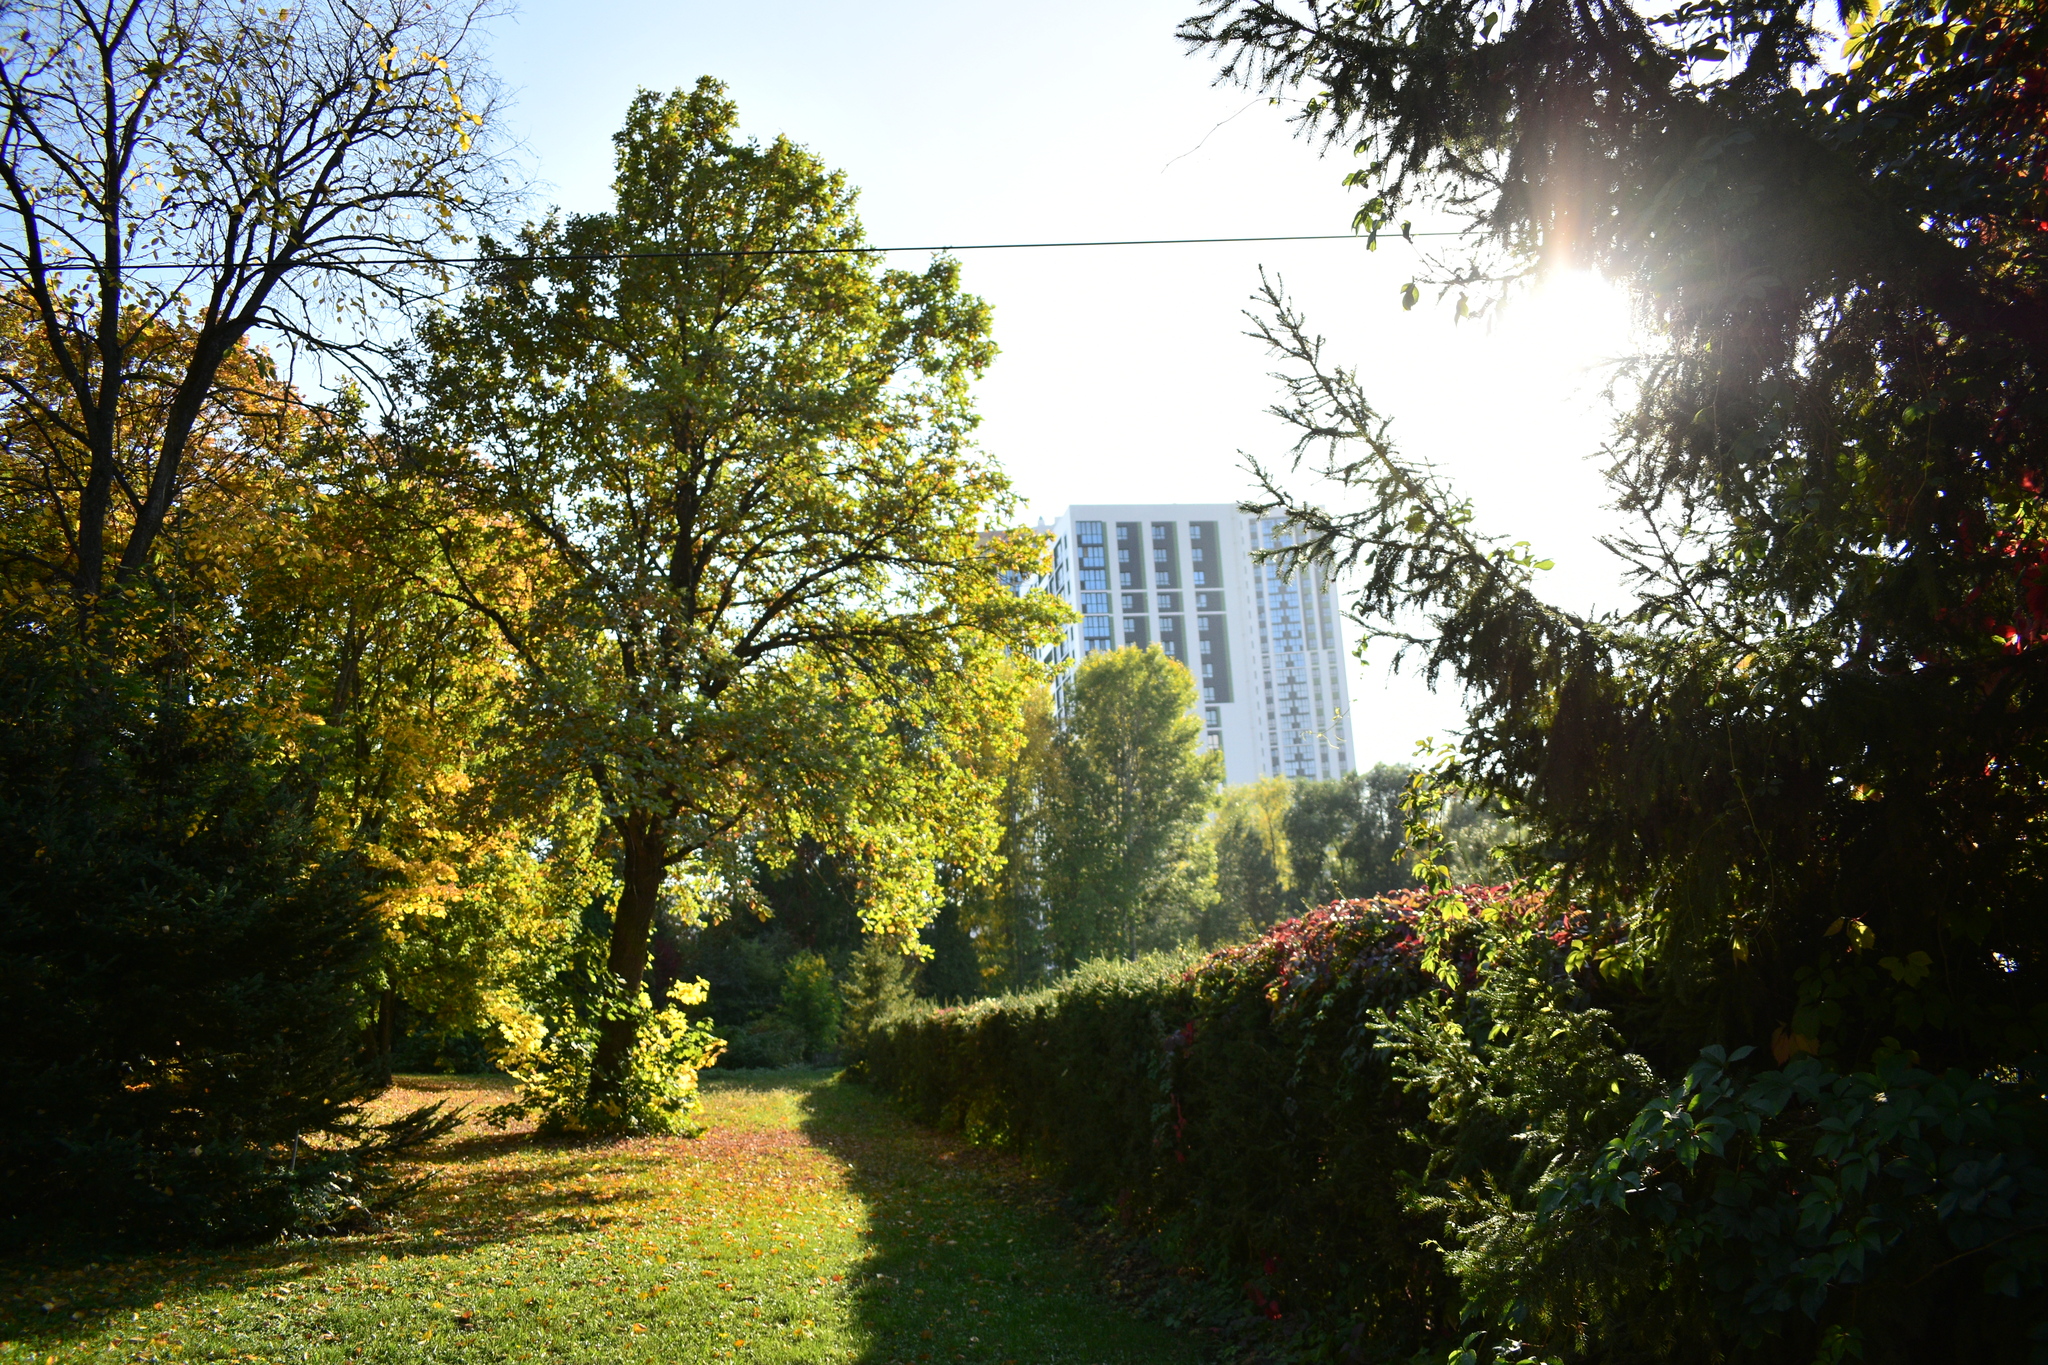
top-left (0, 1070), bottom-right (1205, 1365)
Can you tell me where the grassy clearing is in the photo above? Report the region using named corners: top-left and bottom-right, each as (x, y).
top-left (0, 1070), bottom-right (1204, 1365)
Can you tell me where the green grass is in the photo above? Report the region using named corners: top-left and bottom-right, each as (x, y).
top-left (0, 1070), bottom-right (1205, 1365)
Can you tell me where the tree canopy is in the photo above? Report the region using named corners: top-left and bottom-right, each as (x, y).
top-left (403, 79), bottom-right (1061, 1124)
top-left (1037, 646), bottom-right (1221, 966)
top-left (1187, 0), bottom-right (2048, 1068)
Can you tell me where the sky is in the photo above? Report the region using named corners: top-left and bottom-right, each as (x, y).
top-left (479, 0), bottom-right (1646, 767)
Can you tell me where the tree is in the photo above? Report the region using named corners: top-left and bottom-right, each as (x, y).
top-left (955, 682), bottom-right (1058, 990)
top-left (0, 0), bottom-right (505, 606)
top-left (1185, 0), bottom-right (2048, 1352)
top-left (405, 80), bottom-right (1058, 1126)
top-left (234, 431), bottom-right (605, 1076)
top-left (1294, 765), bottom-right (1416, 900)
top-left (1185, 0), bottom-right (2048, 1066)
top-left (0, 627), bottom-right (453, 1245)
top-left (1040, 646), bottom-right (1221, 965)
top-left (1210, 775), bottom-right (1294, 935)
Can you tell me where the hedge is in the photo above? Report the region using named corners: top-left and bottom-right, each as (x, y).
top-left (858, 885), bottom-right (1556, 1352)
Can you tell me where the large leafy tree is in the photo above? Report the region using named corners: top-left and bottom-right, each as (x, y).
top-left (405, 80), bottom-right (1059, 1123)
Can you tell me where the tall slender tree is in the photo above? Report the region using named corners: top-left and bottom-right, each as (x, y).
top-left (1039, 645), bottom-right (1220, 965)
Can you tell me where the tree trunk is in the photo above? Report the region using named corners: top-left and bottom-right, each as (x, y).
top-left (373, 986), bottom-right (397, 1085)
top-left (587, 816), bottom-right (667, 1117)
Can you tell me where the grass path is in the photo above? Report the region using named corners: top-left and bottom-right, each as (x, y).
top-left (0, 1070), bottom-right (1204, 1365)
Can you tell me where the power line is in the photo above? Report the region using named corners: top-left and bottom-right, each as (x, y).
top-left (6, 228), bottom-right (1471, 273)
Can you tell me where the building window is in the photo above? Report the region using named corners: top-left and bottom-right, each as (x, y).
top-left (1081, 591), bottom-right (1108, 614)
top-left (1199, 640), bottom-right (1212, 655)
top-left (1202, 663), bottom-right (1214, 678)
top-left (1080, 568), bottom-right (1106, 591)
top-left (1189, 524), bottom-right (1202, 539)
top-left (1118, 547), bottom-right (1130, 563)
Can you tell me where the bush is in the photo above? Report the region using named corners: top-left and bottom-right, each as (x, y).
top-left (492, 979), bottom-right (723, 1134)
top-left (719, 1016), bottom-right (808, 1070)
top-left (0, 649), bottom-right (454, 1248)
top-left (860, 890), bottom-right (2048, 1362)
top-left (779, 950), bottom-right (841, 1059)
top-left (861, 888), bottom-right (1550, 1349)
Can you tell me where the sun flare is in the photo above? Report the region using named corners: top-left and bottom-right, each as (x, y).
top-left (1487, 267), bottom-right (1638, 385)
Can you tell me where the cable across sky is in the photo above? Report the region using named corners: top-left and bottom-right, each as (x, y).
top-left (5, 228), bottom-right (1474, 273)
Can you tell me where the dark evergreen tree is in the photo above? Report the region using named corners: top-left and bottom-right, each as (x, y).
top-left (1185, 0), bottom-right (2048, 1354)
top-left (0, 635), bottom-right (451, 1247)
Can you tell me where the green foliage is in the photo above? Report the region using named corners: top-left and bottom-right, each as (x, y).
top-left (869, 888), bottom-right (2048, 1360)
top-left (1551, 1049), bottom-right (2048, 1358)
top-left (0, 634), bottom-right (453, 1246)
top-left (1036, 648), bottom-right (1221, 966)
top-left (839, 935), bottom-right (921, 1059)
top-left (862, 888), bottom-right (1557, 1351)
top-left (1176, 0), bottom-right (2048, 1352)
top-left (1209, 764), bottom-right (1508, 938)
top-left (954, 683), bottom-right (1059, 991)
top-left (779, 950), bottom-right (843, 1059)
top-left (1187, 0), bottom-right (2048, 1065)
top-left (719, 1015), bottom-right (809, 1070)
top-left (492, 978), bottom-right (723, 1136)
top-left (1210, 776), bottom-right (1295, 936)
top-left (403, 77), bottom-right (1060, 1123)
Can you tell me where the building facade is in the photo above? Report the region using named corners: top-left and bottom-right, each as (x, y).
top-left (1030, 503), bottom-right (1356, 784)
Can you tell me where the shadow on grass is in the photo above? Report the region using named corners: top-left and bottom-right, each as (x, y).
top-left (795, 1074), bottom-right (1207, 1365)
top-left (0, 1075), bottom-right (677, 1347)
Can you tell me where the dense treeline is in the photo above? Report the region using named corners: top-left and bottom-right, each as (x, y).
top-left (0, 5), bottom-right (1056, 1242)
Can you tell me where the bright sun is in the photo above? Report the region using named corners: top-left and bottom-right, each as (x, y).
top-left (1487, 267), bottom-right (1639, 387)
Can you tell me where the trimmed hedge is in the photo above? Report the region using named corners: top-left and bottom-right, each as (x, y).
top-left (859, 886), bottom-right (1553, 1350)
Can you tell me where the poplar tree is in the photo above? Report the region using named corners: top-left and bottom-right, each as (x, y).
top-left (1039, 646), bottom-right (1221, 965)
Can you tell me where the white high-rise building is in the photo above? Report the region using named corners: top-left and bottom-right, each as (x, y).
top-left (1028, 503), bottom-right (1356, 784)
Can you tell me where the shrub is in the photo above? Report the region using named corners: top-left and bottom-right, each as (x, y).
top-left (0, 651), bottom-right (454, 1248)
top-left (492, 979), bottom-right (723, 1134)
top-left (864, 889), bottom-right (2048, 1363)
top-left (861, 887), bottom-right (1554, 1350)
top-left (719, 1016), bottom-right (808, 1070)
